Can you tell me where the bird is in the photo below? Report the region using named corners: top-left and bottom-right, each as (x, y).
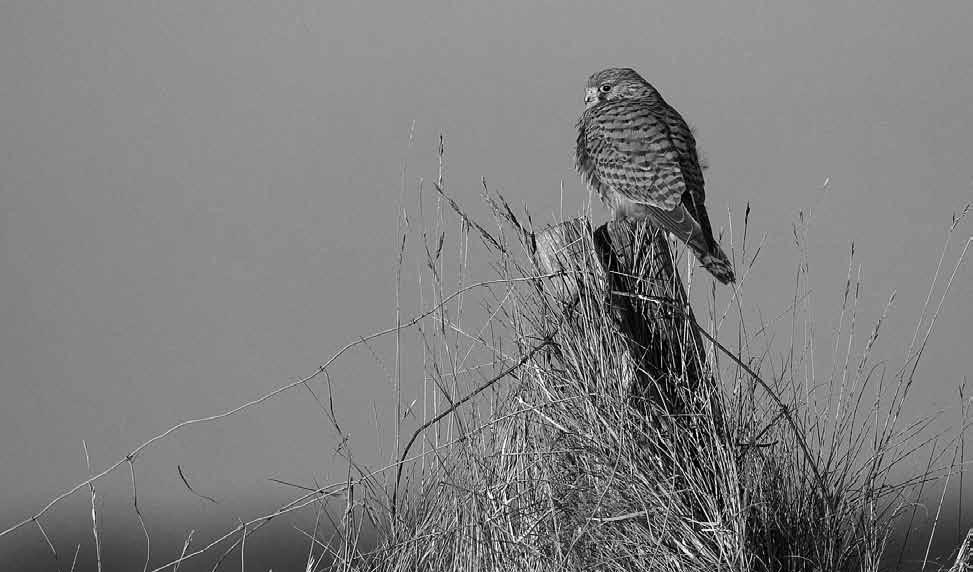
top-left (575, 67), bottom-right (735, 284)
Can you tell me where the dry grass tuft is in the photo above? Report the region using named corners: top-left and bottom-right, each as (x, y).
top-left (329, 186), bottom-right (970, 571)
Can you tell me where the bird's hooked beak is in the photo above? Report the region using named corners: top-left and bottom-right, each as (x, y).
top-left (584, 87), bottom-right (599, 108)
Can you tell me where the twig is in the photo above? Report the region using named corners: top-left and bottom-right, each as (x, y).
top-left (688, 314), bottom-right (832, 508)
top-left (34, 518), bottom-right (61, 572)
top-left (390, 338), bottom-right (553, 522)
top-left (128, 458), bottom-right (151, 572)
top-left (83, 441), bottom-right (102, 572)
top-left (70, 544), bottom-right (80, 572)
top-left (172, 529), bottom-right (194, 572)
top-left (923, 445), bottom-right (959, 571)
top-left (616, 286), bottom-right (831, 503)
top-left (177, 465), bottom-right (218, 504)
top-left (239, 519), bottom-right (247, 572)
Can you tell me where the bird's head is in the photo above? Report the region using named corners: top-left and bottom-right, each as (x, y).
top-left (584, 68), bottom-right (657, 108)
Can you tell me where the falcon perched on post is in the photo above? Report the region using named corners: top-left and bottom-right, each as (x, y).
top-left (575, 68), bottom-right (735, 284)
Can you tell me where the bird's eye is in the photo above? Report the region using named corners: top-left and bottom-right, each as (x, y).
top-left (599, 84), bottom-right (611, 93)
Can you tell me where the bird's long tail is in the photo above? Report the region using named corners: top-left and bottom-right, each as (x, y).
top-left (692, 240), bottom-right (735, 284)
top-left (641, 204), bottom-right (736, 284)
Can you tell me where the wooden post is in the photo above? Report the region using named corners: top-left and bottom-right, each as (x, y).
top-left (534, 217), bottom-right (715, 415)
top-left (533, 217), bottom-right (604, 310)
top-left (532, 217), bottom-right (730, 550)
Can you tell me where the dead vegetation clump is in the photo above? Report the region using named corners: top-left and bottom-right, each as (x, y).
top-left (361, 191), bottom-right (970, 572)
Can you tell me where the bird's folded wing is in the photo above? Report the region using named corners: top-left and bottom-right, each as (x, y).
top-left (594, 157), bottom-right (686, 210)
top-left (640, 203), bottom-right (705, 248)
top-left (586, 106), bottom-right (687, 210)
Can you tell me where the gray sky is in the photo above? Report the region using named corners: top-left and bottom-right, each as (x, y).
top-left (2, 1), bottom-right (972, 568)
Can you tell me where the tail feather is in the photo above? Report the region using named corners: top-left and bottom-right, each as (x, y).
top-left (637, 203), bottom-right (736, 284)
top-left (694, 244), bottom-right (735, 284)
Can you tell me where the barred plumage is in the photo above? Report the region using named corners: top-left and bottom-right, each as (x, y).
top-left (576, 68), bottom-right (735, 284)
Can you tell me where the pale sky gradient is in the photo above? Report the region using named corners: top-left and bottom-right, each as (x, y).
top-left (1, 2), bottom-right (972, 569)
